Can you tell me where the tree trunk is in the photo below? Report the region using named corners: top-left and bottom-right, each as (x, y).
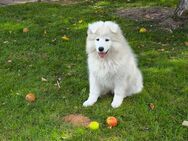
top-left (174, 0), bottom-right (188, 17)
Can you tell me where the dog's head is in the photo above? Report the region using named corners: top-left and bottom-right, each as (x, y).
top-left (86, 21), bottom-right (122, 58)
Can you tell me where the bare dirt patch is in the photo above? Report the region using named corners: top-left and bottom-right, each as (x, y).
top-left (117, 7), bottom-right (188, 30)
top-left (63, 114), bottom-right (91, 127)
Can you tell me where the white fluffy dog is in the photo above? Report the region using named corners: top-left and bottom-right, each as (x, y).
top-left (83, 21), bottom-right (143, 108)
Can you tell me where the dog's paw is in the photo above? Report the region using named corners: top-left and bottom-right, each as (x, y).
top-left (111, 95), bottom-right (124, 108)
top-left (111, 101), bottom-right (122, 108)
top-left (83, 100), bottom-right (95, 107)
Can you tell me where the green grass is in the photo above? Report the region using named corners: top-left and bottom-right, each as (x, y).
top-left (0, 0), bottom-right (187, 140)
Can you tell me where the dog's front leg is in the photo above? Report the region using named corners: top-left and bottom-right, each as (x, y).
top-left (83, 73), bottom-right (100, 107)
top-left (111, 85), bottom-right (126, 108)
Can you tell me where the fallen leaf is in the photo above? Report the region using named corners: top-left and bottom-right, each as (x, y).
top-left (182, 120), bottom-right (188, 127)
top-left (63, 114), bottom-right (91, 127)
top-left (139, 27), bottom-right (147, 33)
top-left (184, 42), bottom-right (188, 46)
top-left (23, 27), bottom-right (29, 33)
top-left (78, 20), bottom-right (83, 24)
top-left (66, 72), bottom-right (72, 76)
top-left (67, 65), bottom-right (72, 69)
top-left (52, 38), bottom-right (56, 42)
top-left (7, 60), bottom-right (12, 63)
top-left (3, 41), bottom-right (9, 44)
top-left (56, 79), bottom-right (61, 88)
top-left (149, 103), bottom-right (155, 110)
top-left (158, 48), bottom-right (165, 52)
top-left (140, 127), bottom-right (150, 131)
top-left (57, 77), bottom-right (61, 81)
top-left (62, 35), bottom-right (70, 41)
top-left (41, 77), bottom-right (47, 82)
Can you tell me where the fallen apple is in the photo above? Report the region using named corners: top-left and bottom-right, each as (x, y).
top-left (25, 93), bottom-right (36, 102)
top-left (106, 116), bottom-right (118, 128)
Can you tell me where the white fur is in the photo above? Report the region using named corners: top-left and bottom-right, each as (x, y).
top-left (83, 21), bottom-right (143, 108)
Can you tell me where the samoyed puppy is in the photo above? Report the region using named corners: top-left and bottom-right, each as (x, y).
top-left (83, 21), bottom-right (143, 108)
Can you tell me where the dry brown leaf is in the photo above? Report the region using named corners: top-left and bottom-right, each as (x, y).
top-left (149, 103), bottom-right (155, 110)
top-left (184, 42), bottom-right (188, 46)
top-left (63, 114), bottom-right (91, 127)
top-left (23, 28), bottom-right (29, 33)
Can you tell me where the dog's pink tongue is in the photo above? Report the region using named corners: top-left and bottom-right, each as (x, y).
top-left (98, 53), bottom-right (106, 58)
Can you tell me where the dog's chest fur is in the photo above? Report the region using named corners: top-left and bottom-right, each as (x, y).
top-left (89, 57), bottom-right (121, 88)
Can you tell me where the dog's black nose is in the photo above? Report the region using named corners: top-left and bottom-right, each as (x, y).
top-left (98, 47), bottom-right (104, 52)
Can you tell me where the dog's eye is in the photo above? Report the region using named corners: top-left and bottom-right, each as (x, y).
top-left (105, 39), bottom-right (109, 42)
top-left (96, 38), bottom-right (99, 41)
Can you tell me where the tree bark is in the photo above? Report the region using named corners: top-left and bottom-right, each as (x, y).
top-left (174, 0), bottom-right (188, 17)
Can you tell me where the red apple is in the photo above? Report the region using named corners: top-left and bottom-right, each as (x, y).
top-left (106, 116), bottom-right (118, 128)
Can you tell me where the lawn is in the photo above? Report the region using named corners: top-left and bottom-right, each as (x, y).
top-left (0, 0), bottom-right (187, 140)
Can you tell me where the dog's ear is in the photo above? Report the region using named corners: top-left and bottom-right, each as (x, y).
top-left (105, 21), bottom-right (119, 33)
top-left (88, 24), bottom-right (97, 34)
top-left (88, 21), bottom-right (104, 34)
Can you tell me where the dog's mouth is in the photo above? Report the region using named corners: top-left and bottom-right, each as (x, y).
top-left (98, 50), bottom-right (109, 58)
